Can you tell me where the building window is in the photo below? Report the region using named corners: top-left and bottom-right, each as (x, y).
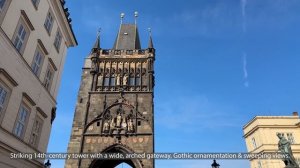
top-left (136, 75), bottom-right (141, 85)
top-left (13, 23), bottom-right (28, 53)
top-left (129, 75), bottom-right (135, 86)
top-left (31, 49), bottom-right (44, 76)
top-left (31, 0), bottom-right (39, 9)
top-left (251, 137), bottom-right (257, 149)
top-left (104, 77), bottom-right (109, 86)
top-left (0, 84), bottom-right (8, 115)
top-left (296, 158), bottom-right (300, 166)
top-left (54, 30), bottom-right (62, 52)
top-left (287, 133), bottom-right (295, 144)
top-left (257, 161), bottom-right (262, 168)
top-left (44, 12), bottom-right (53, 34)
top-left (0, 0), bottom-right (6, 12)
top-left (0, 0), bottom-right (10, 24)
top-left (110, 76), bottom-right (115, 86)
top-left (44, 65), bottom-right (54, 91)
top-left (14, 104), bottom-right (30, 138)
top-left (29, 116), bottom-right (43, 147)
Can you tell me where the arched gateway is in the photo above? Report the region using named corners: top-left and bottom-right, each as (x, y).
top-left (65, 13), bottom-right (155, 168)
top-left (89, 144), bottom-right (143, 168)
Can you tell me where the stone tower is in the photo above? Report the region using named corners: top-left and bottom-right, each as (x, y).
top-left (65, 14), bottom-right (155, 168)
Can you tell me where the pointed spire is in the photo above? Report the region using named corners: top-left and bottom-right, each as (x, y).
top-left (148, 28), bottom-right (154, 49)
top-left (134, 11), bottom-right (138, 25)
top-left (92, 28), bottom-right (101, 52)
top-left (120, 13), bottom-right (125, 24)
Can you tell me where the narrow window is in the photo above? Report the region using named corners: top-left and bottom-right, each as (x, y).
top-left (44, 12), bottom-right (53, 34)
top-left (296, 158), bottom-right (300, 166)
top-left (31, 0), bottom-right (40, 9)
top-left (54, 30), bottom-right (62, 52)
top-left (287, 133), bottom-right (295, 144)
top-left (0, 0), bottom-right (6, 12)
top-left (110, 76), bottom-right (115, 86)
top-left (251, 137), bottom-right (257, 149)
top-left (44, 65), bottom-right (54, 91)
top-left (13, 24), bottom-right (27, 52)
top-left (257, 161), bottom-right (262, 168)
top-left (0, 85), bottom-right (8, 114)
top-left (129, 75), bottom-right (135, 86)
top-left (104, 77), bottom-right (109, 86)
top-left (14, 104), bottom-right (30, 138)
top-left (31, 49), bottom-right (44, 76)
top-left (0, 0), bottom-right (11, 24)
top-left (29, 116), bottom-right (43, 147)
top-left (136, 75), bottom-right (141, 85)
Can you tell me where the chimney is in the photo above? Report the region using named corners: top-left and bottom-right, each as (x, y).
top-left (292, 112), bottom-right (298, 116)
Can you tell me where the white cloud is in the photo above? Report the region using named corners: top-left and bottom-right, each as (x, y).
top-left (241, 0), bottom-right (247, 32)
top-left (242, 53), bottom-right (249, 88)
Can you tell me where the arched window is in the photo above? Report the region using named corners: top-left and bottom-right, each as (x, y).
top-left (104, 74), bottom-right (109, 86)
top-left (129, 74), bottom-right (135, 86)
top-left (136, 75), bottom-right (141, 86)
top-left (110, 75), bottom-right (115, 86)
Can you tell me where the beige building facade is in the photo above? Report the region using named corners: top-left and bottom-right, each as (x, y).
top-left (0, 0), bottom-right (77, 167)
top-left (243, 112), bottom-right (300, 168)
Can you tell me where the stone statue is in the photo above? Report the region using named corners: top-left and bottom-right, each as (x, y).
top-left (277, 133), bottom-right (299, 167)
top-left (128, 118), bottom-right (134, 132)
top-left (97, 75), bottom-right (103, 85)
top-left (123, 74), bottom-right (128, 86)
top-left (110, 119), bottom-right (115, 129)
top-left (121, 119), bottom-right (127, 129)
top-left (116, 74), bottom-right (121, 86)
top-left (116, 113), bottom-right (122, 127)
top-left (103, 121), bottom-right (109, 132)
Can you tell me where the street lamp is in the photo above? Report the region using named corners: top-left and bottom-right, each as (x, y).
top-left (44, 159), bottom-right (51, 168)
top-left (211, 159), bottom-right (220, 168)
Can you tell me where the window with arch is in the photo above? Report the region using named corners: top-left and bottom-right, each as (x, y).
top-left (110, 75), bottom-right (115, 86)
top-left (129, 74), bottom-right (135, 86)
top-left (136, 75), bottom-right (141, 86)
top-left (104, 75), bottom-right (110, 86)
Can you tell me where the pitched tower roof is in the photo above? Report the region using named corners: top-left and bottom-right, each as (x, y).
top-left (113, 24), bottom-right (141, 50)
top-left (148, 35), bottom-right (154, 49)
top-left (92, 30), bottom-right (101, 50)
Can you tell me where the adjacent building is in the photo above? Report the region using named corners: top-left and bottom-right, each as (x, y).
top-left (243, 112), bottom-right (300, 168)
top-left (65, 13), bottom-right (155, 168)
top-left (0, 0), bottom-right (77, 167)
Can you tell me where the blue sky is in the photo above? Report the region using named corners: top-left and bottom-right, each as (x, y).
top-left (47, 0), bottom-right (300, 167)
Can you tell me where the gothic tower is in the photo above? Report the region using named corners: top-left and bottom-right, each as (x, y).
top-left (65, 13), bottom-right (155, 168)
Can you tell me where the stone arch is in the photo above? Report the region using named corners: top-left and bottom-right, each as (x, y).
top-left (85, 101), bottom-right (151, 134)
top-left (89, 144), bottom-right (143, 168)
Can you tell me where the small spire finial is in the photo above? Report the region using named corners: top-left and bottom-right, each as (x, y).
top-left (148, 28), bottom-right (154, 49)
top-left (148, 28), bottom-right (152, 36)
top-left (120, 13), bottom-right (125, 24)
top-left (92, 27), bottom-right (101, 50)
top-left (97, 28), bottom-right (101, 37)
top-left (134, 11), bottom-right (138, 25)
